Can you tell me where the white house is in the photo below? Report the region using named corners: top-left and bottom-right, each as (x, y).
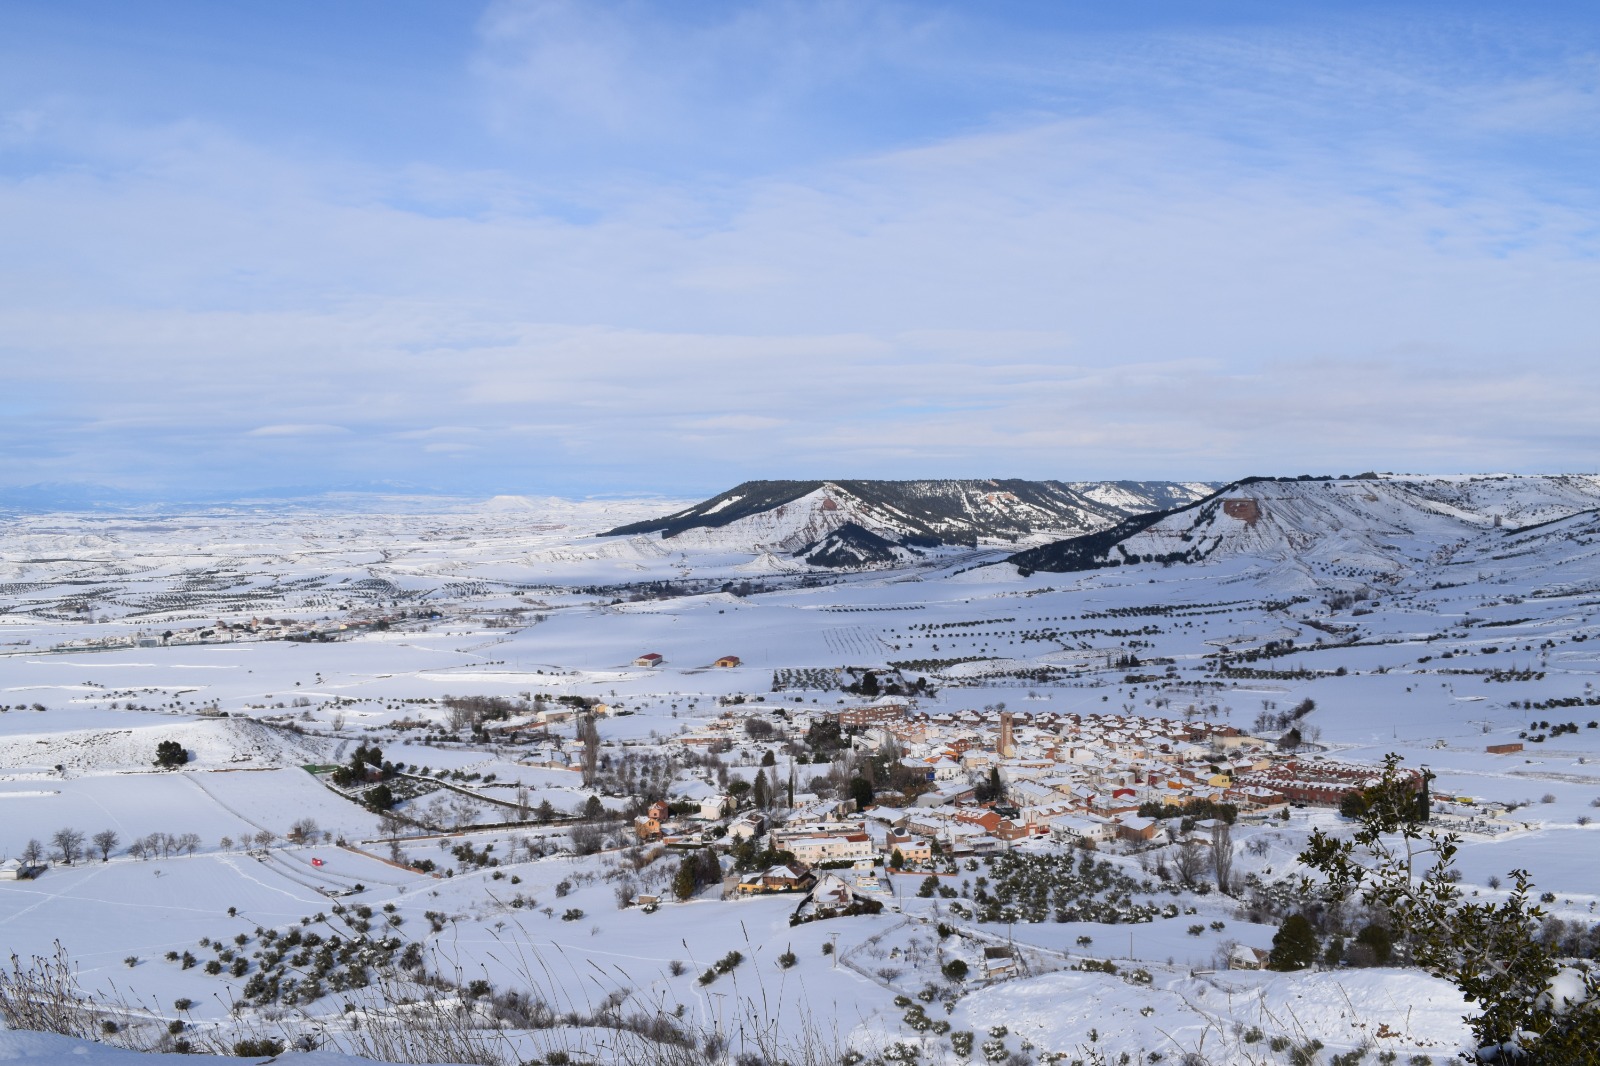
top-left (727, 812), bottom-right (767, 841)
top-left (779, 832), bottom-right (876, 866)
top-left (1047, 813), bottom-right (1117, 846)
top-left (982, 945), bottom-right (1019, 979)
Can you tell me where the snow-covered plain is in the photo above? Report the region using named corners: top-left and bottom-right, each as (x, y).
top-left (3, 477), bottom-right (1599, 1064)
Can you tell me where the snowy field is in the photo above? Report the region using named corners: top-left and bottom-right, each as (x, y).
top-left (3, 478), bottom-right (1599, 1063)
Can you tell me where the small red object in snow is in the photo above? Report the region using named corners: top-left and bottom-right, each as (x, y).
top-left (310, 857), bottom-right (325, 867)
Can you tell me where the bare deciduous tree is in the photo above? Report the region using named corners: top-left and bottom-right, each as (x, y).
top-left (418, 794), bottom-right (449, 831)
top-left (91, 829), bottom-right (119, 862)
top-left (51, 828), bottom-right (85, 865)
top-left (580, 715), bottom-right (601, 788)
top-left (288, 817), bottom-right (320, 844)
top-left (1172, 839), bottom-right (1206, 888)
top-left (1211, 821), bottom-right (1234, 893)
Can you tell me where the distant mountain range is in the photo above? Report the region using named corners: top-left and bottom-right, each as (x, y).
top-left (599, 479), bottom-right (1218, 559)
top-left (0, 480), bottom-right (461, 514)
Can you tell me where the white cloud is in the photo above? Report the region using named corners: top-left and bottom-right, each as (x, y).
top-left (246, 424), bottom-right (352, 437)
top-left (394, 426), bottom-right (486, 440)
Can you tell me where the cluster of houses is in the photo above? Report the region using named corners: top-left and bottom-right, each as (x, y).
top-left (860, 705), bottom-right (1409, 824)
top-left (1230, 759), bottom-right (1404, 806)
top-left (631, 701), bottom-right (1402, 908)
top-left (859, 706), bottom-right (1287, 837)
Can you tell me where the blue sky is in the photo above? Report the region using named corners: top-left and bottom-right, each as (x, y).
top-left (2, 1), bottom-right (1598, 500)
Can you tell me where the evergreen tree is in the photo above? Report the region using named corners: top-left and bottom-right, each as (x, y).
top-left (1268, 913), bottom-right (1317, 971)
top-left (1300, 753), bottom-right (1600, 1059)
top-left (1355, 922), bottom-right (1393, 964)
top-left (848, 776), bottom-right (874, 810)
top-left (672, 857), bottom-right (697, 901)
top-left (364, 784), bottom-right (395, 812)
top-left (695, 849), bottom-right (722, 892)
top-left (731, 837), bottom-right (759, 872)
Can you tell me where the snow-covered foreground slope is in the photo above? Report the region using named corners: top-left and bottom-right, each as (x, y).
top-left (906, 968), bottom-right (1471, 1063)
top-left (0, 1031), bottom-right (389, 1064)
top-left (2, 485), bottom-right (1598, 1064)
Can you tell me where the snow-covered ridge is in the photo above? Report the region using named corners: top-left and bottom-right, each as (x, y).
top-left (602, 479), bottom-right (1218, 553)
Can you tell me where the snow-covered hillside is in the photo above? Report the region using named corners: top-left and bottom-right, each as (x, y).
top-left (1012, 473), bottom-right (1600, 590)
top-left (0, 715), bottom-right (329, 774)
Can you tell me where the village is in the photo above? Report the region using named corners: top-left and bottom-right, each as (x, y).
top-left (612, 688), bottom-right (1450, 922)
